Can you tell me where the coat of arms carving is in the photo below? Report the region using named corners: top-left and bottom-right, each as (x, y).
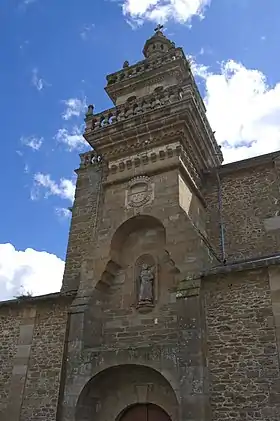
top-left (126, 176), bottom-right (154, 209)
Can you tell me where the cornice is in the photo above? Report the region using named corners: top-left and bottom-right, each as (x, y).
top-left (79, 143), bottom-right (206, 206)
top-left (203, 150), bottom-right (280, 179)
top-left (84, 86), bottom-right (222, 169)
top-left (203, 254), bottom-right (280, 278)
top-left (106, 142), bottom-right (181, 176)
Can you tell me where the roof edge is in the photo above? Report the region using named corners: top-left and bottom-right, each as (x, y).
top-left (0, 290), bottom-right (77, 308)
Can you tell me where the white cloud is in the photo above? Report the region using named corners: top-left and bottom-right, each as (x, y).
top-left (21, 135), bottom-right (43, 151)
top-left (55, 207), bottom-right (72, 219)
top-left (188, 55), bottom-right (210, 79)
top-left (62, 97), bottom-right (87, 120)
top-left (19, 40), bottom-right (29, 53)
top-left (54, 125), bottom-right (87, 151)
top-left (32, 173), bottom-right (75, 202)
top-left (192, 59), bottom-right (280, 163)
top-left (0, 243), bottom-right (64, 301)
top-left (122, 0), bottom-right (211, 24)
top-left (80, 23), bottom-right (95, 40)
top-left (31, 68), bottom-right (50, 91)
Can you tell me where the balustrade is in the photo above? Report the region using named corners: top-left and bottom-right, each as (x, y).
top-left (80, 151), bottom-right (102, 167)
top-left (87, 87), bottom-right (184, 132)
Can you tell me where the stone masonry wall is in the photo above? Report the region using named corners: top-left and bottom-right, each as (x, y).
top-left (84, 165), bottom-right (215, 293)
top-left (83, 212), bottom-right (180, 350)
top-left (0, 295), bottom-right (72, 421)
top-left (61, 162), bottom-right (214, 420)
top-left (204, 268), bottom-right (280, 421)
top-left (62, 162), bottom-right (103, 292)
top-left (205, 159), bottom-right (280, 262)
top-left (0, 306), bottom-right (21, 420)
top-left (81, 165), bottom-right (214, 350)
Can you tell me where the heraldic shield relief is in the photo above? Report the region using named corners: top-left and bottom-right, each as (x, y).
top-left (126, 176), bottom-right (154, 209)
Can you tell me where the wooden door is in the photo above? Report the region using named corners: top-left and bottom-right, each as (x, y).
top-left (119, 403), bottom-right (171, 421)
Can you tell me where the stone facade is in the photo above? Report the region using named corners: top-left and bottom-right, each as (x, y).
top-left (0, 293), bottom-right (74, 421)
top-left (205, 154), bottom-right (280, 262)
top-left (1, 29), bottom-right (280, 421)
top-left (205, 268), bottom-right (280, 420)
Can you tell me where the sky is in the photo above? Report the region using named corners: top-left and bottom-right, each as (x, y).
top-left (1, 0), bottom-right (280, 300)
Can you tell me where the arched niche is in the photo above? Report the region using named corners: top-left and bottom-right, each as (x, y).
top-left (111, 215), bottom-right (166, 265)
top-left (97, 215), bottom-right (181, 301)
top-left (100, 215), bottom-right (166, 287)
top-left (75, 364), bottom-right (179, 421)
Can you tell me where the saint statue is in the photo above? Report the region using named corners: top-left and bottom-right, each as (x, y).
top-left (138, 263), bottom-right (154, 303)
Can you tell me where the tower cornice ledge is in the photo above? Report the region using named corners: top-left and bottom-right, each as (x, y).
top-left (84, 95), bottom-right (221, 171)
top-left (105, 48), bottom-right (188, 105)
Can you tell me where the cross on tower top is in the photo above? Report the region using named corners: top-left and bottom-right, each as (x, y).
top-left (154, 23), bottom-right (164, 32)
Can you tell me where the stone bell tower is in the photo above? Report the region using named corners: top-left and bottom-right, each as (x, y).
top-left (60, 27), bottom-right (223, 421)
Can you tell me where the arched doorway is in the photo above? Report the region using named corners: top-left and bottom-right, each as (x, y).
top-left (119, 403), bottom-right (171, 421)
top-left (75, 364), bottom-right (178, 421)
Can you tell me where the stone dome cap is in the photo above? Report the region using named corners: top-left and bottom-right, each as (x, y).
top-left (143, 25), bottom-right (175, 59)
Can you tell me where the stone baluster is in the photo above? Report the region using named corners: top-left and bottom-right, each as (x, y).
top-left (169, 90), bottom-right (179, 103)
top-left (142, 100), bottom-right (152, 113)
top-left (159, 94), bottom-right (167, 106)
top-left (110, 112), bottom-right (117, 124)
top-left (154, 96), bottom-right (161, 108)
top-left (101, 115), bottom-right (110, 126)
top-left (125, 105), bottom-right (134, 119)
top-left (80, 151), bottom-right (102, 168)
top-left (134, 102), bottom-right (143, 115)
top-left (117, 108), bottom-right (125, 122)
top-left (93, 118), bottom-right (101, 130)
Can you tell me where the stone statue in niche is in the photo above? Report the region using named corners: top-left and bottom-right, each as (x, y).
top-left (138, 263), bottom-right (154, 303)
top-left (135, 254), bottom-right (157, 311)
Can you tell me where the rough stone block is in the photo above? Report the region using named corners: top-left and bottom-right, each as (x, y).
top-left (264, 215), bottom-right (280, 232)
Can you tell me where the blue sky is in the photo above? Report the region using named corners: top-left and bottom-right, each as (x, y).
top-left (1, 0), bottom-right (280, 300)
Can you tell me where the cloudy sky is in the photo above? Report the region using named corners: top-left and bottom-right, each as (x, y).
top-left (1, 0), bottom-right (280, 300)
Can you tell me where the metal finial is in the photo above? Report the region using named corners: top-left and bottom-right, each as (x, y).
top-left (154, 23), bottom-right (164, 33)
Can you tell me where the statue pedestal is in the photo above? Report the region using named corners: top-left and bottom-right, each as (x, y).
top-left (136, 300), bottom-right (154, 313)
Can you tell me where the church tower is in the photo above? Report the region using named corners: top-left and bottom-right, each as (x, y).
top-left (60, 27), bottom-right (223, 421)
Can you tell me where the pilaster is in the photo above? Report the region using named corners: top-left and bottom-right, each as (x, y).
top-left (62, 154), bottom-right (104, 292)
top-left (176, 277), bottom-right (212, 421)
top-left (6, 307), bottom-right (36, 421)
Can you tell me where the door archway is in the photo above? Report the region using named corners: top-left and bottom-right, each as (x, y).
top-left (75, 364), bottom-right (179, 421)
top-left (119, 403), bottom-right (171, 421)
